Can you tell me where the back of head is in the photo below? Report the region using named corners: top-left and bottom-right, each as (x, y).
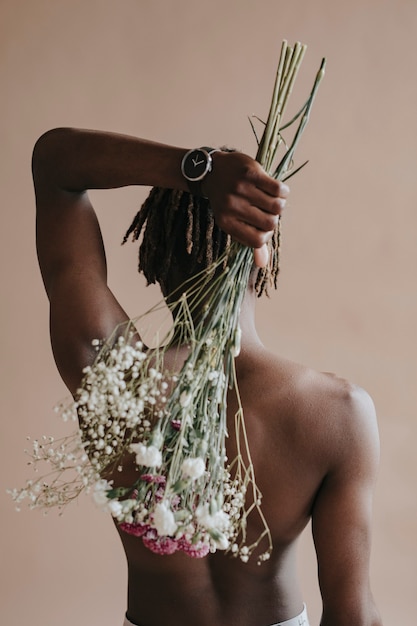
top-left (123, 187), bottom-right (281, 298)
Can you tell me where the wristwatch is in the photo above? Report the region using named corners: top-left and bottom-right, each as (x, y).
top-left (181, 147), bottom-right (218, 197)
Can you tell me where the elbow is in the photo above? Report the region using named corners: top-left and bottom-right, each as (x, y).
top-left (32, 127), bottom-right (76, 187)
top-left (32, 127), bottom-right (68, 162)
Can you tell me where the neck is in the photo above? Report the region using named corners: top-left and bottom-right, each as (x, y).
top-left (166, 274), bottom-right (263, 353)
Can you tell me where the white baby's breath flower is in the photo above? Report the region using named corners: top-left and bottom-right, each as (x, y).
top-left (212, 532), bottom-right (230, 551)
top-left (230, 324), bottom-right (242, 357)
top-left (150, 428), bottom-right (163, 449)
top-left (153, 501), bottom-right (178, 536)
top-left (181, 457), bottom-right (205, 480)
top-left (92, 479), bottom-right (112, 509)
top-left (179, 390), bottom-right (192, 408)
top-left (107, 499), bottom-right (124, 519)
top-left (196, 503), bottom-right (230, 532)
top-left (130, 443), bottom-right (162, 467)
top-left (207, 369), bottom-right (219, 383)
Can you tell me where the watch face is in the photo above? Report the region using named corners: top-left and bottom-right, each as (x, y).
top-left (182, 149), bottom-right (211, 181)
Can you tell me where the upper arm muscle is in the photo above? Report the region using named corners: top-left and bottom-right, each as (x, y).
top-left (35, 168), bottom-right (129, 393)
top-left (312, 388), bottom-right (381, 624)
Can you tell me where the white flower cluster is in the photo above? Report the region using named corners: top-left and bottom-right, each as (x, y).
top-left (130, 442), bottom-right (162, 467)
top-left (196, 502), bottom-right (231, 549)
top-left (181, 457), bottom-right (205, 480)
top-left (77, 337), bottom-right (170, 474)
top-left (153, 501), bottom-right (178, 536)
top-left (11, 250), bottom-right (273, 564)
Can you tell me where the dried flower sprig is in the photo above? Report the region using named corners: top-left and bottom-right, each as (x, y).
top-left (9, 41), bottom-right (325, 564)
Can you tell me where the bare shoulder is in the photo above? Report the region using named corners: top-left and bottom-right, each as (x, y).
top-left (302, 366), bottom-right (377, 442)
top-left (243, 349), bottom-right (380, 475)
top-left (293, 363), bottom-right (377, 425)
top-left (278, 356), bottom-right (380, 473)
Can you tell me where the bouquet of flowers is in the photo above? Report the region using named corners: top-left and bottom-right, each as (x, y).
top-left (9, 41), bottom-right (325, 565)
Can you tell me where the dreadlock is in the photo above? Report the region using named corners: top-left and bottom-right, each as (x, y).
top-left (123, 186), bottom-right (281, 298)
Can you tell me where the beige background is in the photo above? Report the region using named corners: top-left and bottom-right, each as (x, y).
top-left (1, 1), bottom-right (416, 624)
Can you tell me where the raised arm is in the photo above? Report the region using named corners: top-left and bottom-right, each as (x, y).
top-left (32, 128), bottom-right (288, 393)
top-left (312, 386), bottom-right (383, 626)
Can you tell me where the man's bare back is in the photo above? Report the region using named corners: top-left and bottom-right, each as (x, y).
top-left (115, 317), bottom-right (379, 626)
top-left (32, 128), bottom-right (382, 626)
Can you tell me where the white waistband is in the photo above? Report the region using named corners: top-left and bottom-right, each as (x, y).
top-left (123, 603), bottom-right (309, 626)
top-left (272, 603), bottom-right (309, 626)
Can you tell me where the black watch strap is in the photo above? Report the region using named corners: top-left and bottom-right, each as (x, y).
top-left (187, 179), bottom-right (203, 197)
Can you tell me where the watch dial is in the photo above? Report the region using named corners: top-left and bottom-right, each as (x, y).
top-left (184, 149), bottom-right (209, 180)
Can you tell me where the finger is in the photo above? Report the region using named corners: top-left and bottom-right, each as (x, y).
top-left (232, 202), bottom-right (280, 232)
top-left (253, 244), bottom-right (269, 268)
top-left (225, 219), bottom-right (272, 249)
top-left (232, 176), bottom-right (287, 215)
top-left (278, 180), bottom-right (290, 198)
top-left (255, 171), bottom-right (290, 199)
top-left (248, 189), bottom-right (287, 216)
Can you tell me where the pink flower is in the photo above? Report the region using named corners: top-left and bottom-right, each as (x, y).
top-left (119, 521), bottom-right (150, 537)
top-left (140, 474), bottom-right (166, 485)
top-left (171, 420), bottom-right (182, 431)
top-left (178, 537), bottom-right (210, 558)
top-left (171, 495), bottom-right (181, 508)
top-left (154, 487), bottom-right (166, 502)
top-left (142, 530), bottom-right (179, 555)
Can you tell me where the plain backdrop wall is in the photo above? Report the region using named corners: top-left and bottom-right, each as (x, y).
top-left (1, 1), bottom-right (416, 625)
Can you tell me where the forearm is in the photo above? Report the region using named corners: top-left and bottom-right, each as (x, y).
top-left (32, 127), bottom-right (287, 253)
top-left (32, 127), bottom-right (189, 193)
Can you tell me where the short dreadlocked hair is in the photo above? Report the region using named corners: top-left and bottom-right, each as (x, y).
top-left (123, 186), bottom-right (281, 298)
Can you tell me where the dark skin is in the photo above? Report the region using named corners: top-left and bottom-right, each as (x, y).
top-left (33, 127), bottom-right (382, 626)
